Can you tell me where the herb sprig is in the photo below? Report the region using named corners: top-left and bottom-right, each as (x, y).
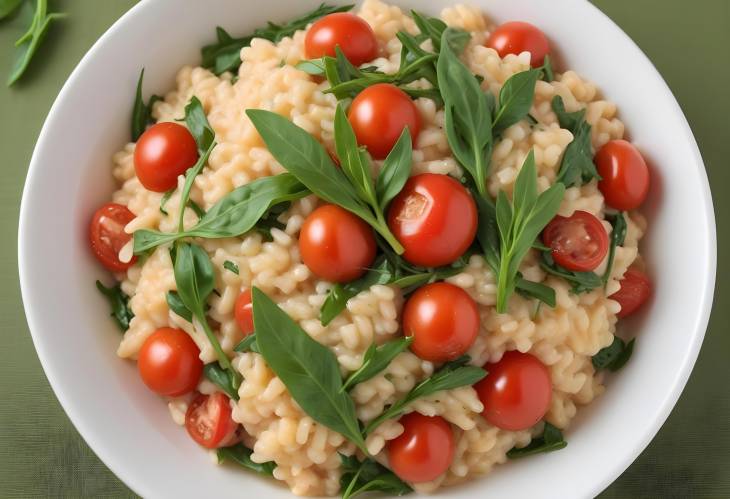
top-left (552, 96), bottom-right (600, 187)
top-left (131, 69), bottom-right (162, 141)
top-left (507, 422), bottom-right (567, 459)
top-left (340, 454), bottom-right (412, 499)
top-left (592, 336), bottom-right (635, 371)
top-left (540, 251), bottom-right (602, 294)
top-left (341, 337), bottom-right (413, 392)
top-left (95, 280), bottom-right (134, 331)
top-left (602, 212), bottom-right (627, 286)
top-left (217, 443), bottom-right (276, 476)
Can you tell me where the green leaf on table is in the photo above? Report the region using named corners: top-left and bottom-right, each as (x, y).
top-left (507, 422), bottom-right (567, 459)
top-left (341, 337), bottom-right (413, 392)
top-left (339, 454), bottom-right (412, 499)
top-left (204, 363), bottom-right (239, 400)
top-left (492, 68), bottom-right (540, 135)
top-left (131, 68), bottom-right (163, 141)
top-left (95, 280), bottom-right (134, 331)
top-left (552, 96), bottom-right (600, 187)
top-left (592, 336), bottom-right (635, 372)
top-left (217, 443), bottom-right (276, 476)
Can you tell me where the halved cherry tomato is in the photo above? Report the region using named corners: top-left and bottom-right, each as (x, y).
top-left (486, 21), bottom-right (550, 68)
top-left (138, 328), bottom-right (203, 397)
top-left (348, 83), bottom-right (421, 159)
top-left (134, 122), bottom-right (199, 192)
top-left (185, 392), bottom-right (239, 449)
top-left (611, 268), bottom-right (651, 318)
top-left (299, 204), bottom-right (376, 283)
top-left (474, 351), bottom-right (552, 431)
top-left (388, 173), bottom-right (477, 268)
top-left (403, 282), bottom-right (479, 362)
top-left (234, 289), bottom-right (254, 336)
top-left (595, 140), bottom-right (650, 211)
top-left (304, 12), bottom-right (378, 67)
top-left (89, 203), bottom-right (137, 272)
top-left (387, 413), bottom-right (454, 483)
top-left (542, 210), bottom-right (609, 272)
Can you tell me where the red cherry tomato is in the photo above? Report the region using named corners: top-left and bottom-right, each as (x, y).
top-left (486, 21), bottom-right (550, 68)
top-left (185, 392), bottom-right (239, 449)
top-left (138, 328), bottom-right (203, 397)
top-left (474, 351), bottom-right (552, 431)
top-left (304, 13), bottom-right (378, 67)
top-left (234, 289), bottom-right (254, 336)
top-left (403, 282), bottom-right (479, 362)
top-left (542, 211), bottom-right (609, 272)
top-left (595, 140), bottom-right (650, 211)
top-left (299, 204), bottom-right (376, 283)
top-left (134, 122), bottom-right (199, 192)
top-left (387, 413), bottom-right (454, 483)
top-left (388, 173), bottom-right (477, 268)
top-left (610, 268), bottom-right (651, 318)
top-left (89, 203), bottom-right (137, 272)
top-left (348, 83), bottom-right (421, 159)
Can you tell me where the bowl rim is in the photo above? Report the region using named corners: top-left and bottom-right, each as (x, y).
top-left (18, 0), bottom-right (716, 497)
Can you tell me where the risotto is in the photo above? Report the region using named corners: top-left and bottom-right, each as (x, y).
top-left (89, 1), bottom-right (652, 496)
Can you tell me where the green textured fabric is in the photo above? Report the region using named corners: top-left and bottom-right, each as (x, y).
top-left (0, 0), bottom-right (726, 497)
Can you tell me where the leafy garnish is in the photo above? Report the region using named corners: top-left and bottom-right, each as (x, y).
top-left (166, 290), bottom-right (193, 322)
top-left (339, 454), bottom-right (412, 499)
top-left (515, 276), bottom-right (556, 308)
top-left (201, 3), bottom-right (353, 75)
top-left (251, 287), bottom-right (368, 453)
top-left (204, 363), bottom-right (239, 400)
top-left (492, 68), bottom-right (541, 135)
top-left (539, 54), bottom-right (554, 82)
top-left (364, 356), bottom-right (486, 435)
top-left (217, 443), bottom-right (276, 476)
top-left (131, 68), bottom-right (162, 141)
top-left (223, 260), bottom-right (239, 275)
top-left (95, 280), bottom-right (134, 331)
top-left (592, 336), bottom-right (635, 372)
top-left (233, 334), bottom-right (259, 353)
top-left (0, 0), bottom-right (23, 19)
top-left (552, 96), bottom-right (600, 187)
top-left (507, 422), bottom-right (567, 459)
top-left (602, 212), bottom-right (627, 286)
top-left (159, 189), bottom-right (174, 216)
top-left (540, 252), bottom-right (602, 294)
top-left (341, 337), bottom-right (413, 392)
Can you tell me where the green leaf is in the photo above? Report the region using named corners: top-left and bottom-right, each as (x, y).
top-left (411, 10), bottom-right (448, 50)
top-left (251, 287), bottom-right (368, 453)
top-left (592, 336), bottom-right (635, 372)
top-left (0, 0), bottom-right (23, 19)
top-left (602, 212), bottom-right (627, 287)
top-left (166, 290), bottom-right (193, 322)
top-left (233, 334), bottom-right (259, 353)
top-left (552, 96), bottom-right (601, 187)
top-left (375, 129), bottom-right (412, 211)
top-left (217, 443), bottom-right (276, 476)
top-left (365, 356), bottom-right (486, 434)
top-left (159, 188), bottom-right (174, 216)
top-left (507, 422), bottom-right (567, 459)
top-left (540, 252), bottom-right (602, 294)
top-left (341, 337), bottom-right (413, 392)
top-left (223, 260), bottom-right (239, 275)
top-left (540, 54), bottom-right (554, 82)
top-left (492, 68), bottom-right (540, 135)
top-left (131, 68), bottom-right (163, 141)
top-left (295, 58), bottom-right (326, 75)
top-left (203, 363), bottom-right (240, 400)
top-left (184, 96), bottom-right (215, 153)
top-left (95, 280), bottom-right (134, 331)
top-left (339, 454), bottom-right (412, 499)
top-left (515, 277), bottom-right (556, 308)
top-left (334, 104), bottom-right (377, 208)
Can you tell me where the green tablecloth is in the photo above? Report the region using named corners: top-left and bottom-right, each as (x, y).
top-left (0, 1), bottom-right (726, 497)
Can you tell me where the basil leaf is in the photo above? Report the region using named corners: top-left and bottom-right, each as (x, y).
top-left (251, 287), bottom-right (368, 453)
top-left (341, 337), bottom-right (413, 392)
top-left (411, 10), bottom-right (447, 50)
top-left (365, 356), bottom-right (486, 434)
top-left (184, 96), bottom-right (215, 153)
top-left (592, 336), bottom-right (635, 372)
top-left (602, 212), bottom-right (627, 286)
top-left (217, 443), bottom-right (276, 476)
top-left (95, 280), bottom-right (134, 331)
top-left (552, 96), bottom-right (600, 187)
top-left (166, 290), bottom-right (193, 322)
top-left (540, 252), bottom-right (602, 294)
top-left (203, 363), bottom-right (239, 400)
top-left (334, 104), bottom-right (377, 207)
top-left (438, 28), bottom-right (492, 197)
top-left (131, 68), bottom-right (163, 141)
top-left (223, 260), bottom-right (239, 275)
top-left (515, 277), bottom-right (556, 308)
top-left (540, 54), bottom-right (554, 82)
top-left (234, 334), bottom-right (259, 353)
top-left (0, 0), bottom-right (23, 19)
top-left (375, 129), bottom-right (412, 211)
top-left (340, 454), bottom-right (412, 499)
top-left (507, 422), bottom-right (567, 459)
top-left (492, 68), bottom-right (540, 135)
top-left (295, 59), bottom-right (326, 75)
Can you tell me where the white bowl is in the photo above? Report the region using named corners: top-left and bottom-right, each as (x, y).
top-left (18, 0), bottom-right (715, 497)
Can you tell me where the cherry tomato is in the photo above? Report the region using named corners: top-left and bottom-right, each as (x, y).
top-left (89, 203), bottom-right (137, 272)
top-left (486, 21), bottom-right (550, 68)
top-left (134, 122), bottom-right (199, 192)
top-left (388, 174), bottom-right (477, 268)
top-left (403, 282), bottom-right (479, 362)
top-left (387, 413), bottom-right (454, 483)
top-left (474, 351), bottom-right (552, 431)
top-left (542, 211), bottom-right (609, 272)
top-left (304, 13), bottom-right (378, 67)
top-left (610, 268), bottom-right (651, 318)
top-left (299, 204), bottom-right (376, 283)
top-left (185, 392), bottom-right (239, 449)
top-left (348, 83), bottom-right (421, 159)
top-left (234, 289), bottom-right (254, 336)
top-left (138, 328), bottom-right (203, 397)
top-left (595, 140), bottom-right (650, 211)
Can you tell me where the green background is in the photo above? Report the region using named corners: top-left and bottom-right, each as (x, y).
top-left (0, 0), bottom-right (726, 497)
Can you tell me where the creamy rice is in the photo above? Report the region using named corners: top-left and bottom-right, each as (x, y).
top-left (108, 0), bottom-right (645, 495)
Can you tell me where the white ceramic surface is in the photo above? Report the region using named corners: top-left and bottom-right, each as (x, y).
top-left (18, 0), bottom-right (716, 498)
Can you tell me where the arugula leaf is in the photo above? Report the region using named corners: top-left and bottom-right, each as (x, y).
top-left (204, 363), bottom-right (239, 400)
top-left (540, 251), bottom-right (602, 294)
top-left (602, 212), bottom-right (627, 286)
top-left (376, 129), bottom-right (412, 211)
top-left (166, 290), bottom-right (193, 322)
top-left (515, 276), bottom-right (556, 307)
top-left (251, 287), bottom-right (368, 453)
top-left (592, 336), bottom-right (635, 372)
top-left (234, 334), bottom-right (259, 353)
top-left (223, 260), bottom-right (239, 275)
top-left (7, 0), bottom-right (65, 86)
top-left (340, 454), bottom-right (412, 499)
top-left (217, 443), bottom-right (276, 476)
top-left (341, 337), bottom-right (413, 392)
top-left (95, 280), bottom-right (134, 331)
top-left (202, 4), bottom-right (353, 75)
top-left (0, 0), bottom-right (23, 19)
top-left (184, 96), bottom-right (215, 153)
top-left (540, 54), bottom-right (554, 82)
top-left (492, 68), bottom-right (541, 135)
top-left (131, 68), bottom-right (163, 141)
top-left (507, 422), bottom-right (567, 459)
top-left (365, 356), bottom-right (486, 435)
top-left (552, 96), bottom-right (600, 187)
